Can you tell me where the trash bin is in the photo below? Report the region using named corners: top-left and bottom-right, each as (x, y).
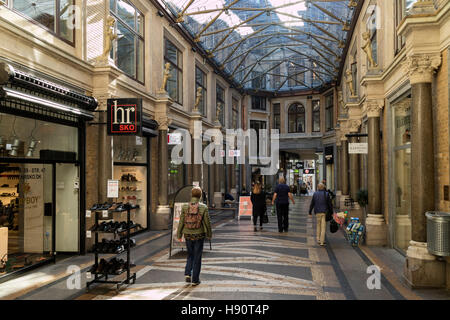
top-left (426, 211), bottom-right (450, 256)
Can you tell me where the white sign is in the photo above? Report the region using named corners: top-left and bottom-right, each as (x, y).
top-left (348, 143), bottom-right (368, 154)
top-left (193, 181), bottom-right (200, 187)
top-left (86, 210), bottom-right (91, 218)
top-left (168, 133), bottom-right (182, 145)
top-left (228, 150), bottom-right (240, 157)
top-left (107, 179), bottom-right (119, 198)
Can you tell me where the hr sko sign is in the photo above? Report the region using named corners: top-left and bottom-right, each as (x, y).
top-left (107, 98), bottom-right (142, 135)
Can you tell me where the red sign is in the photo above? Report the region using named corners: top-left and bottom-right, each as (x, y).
top-left (107, 98), bottom-right (142, 135)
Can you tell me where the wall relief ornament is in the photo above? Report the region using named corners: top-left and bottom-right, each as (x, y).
top-left (160, 62), bottom-right (171, 93)
top-left (394, 98), bottom-right (411, 116)
top-left (194, 87), bottom-right (202, 112)
top-left (338, 90), bottom-right (347, 113)
top-left (403, 53), bottom-right (441, 84)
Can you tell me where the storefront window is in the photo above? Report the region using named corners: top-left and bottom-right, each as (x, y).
top-left (0, 113), bottom-right (78, 160)
top-left (312, 100), bottom-right (320, 132)
top-left (392, 97), bottom-right (411, 253)
top-left (165, 39), bottom-right (183, 104)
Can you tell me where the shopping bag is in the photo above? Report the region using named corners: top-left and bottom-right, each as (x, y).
top-left (271, 205), bottom-right (276, 216)
top-left (330, 220), bottom-right (339, 233)
top-left (262, 212), bottom-right (269, 224)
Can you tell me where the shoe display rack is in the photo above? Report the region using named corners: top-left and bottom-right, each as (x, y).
top-left (86, 203), bottom-right (137, 293)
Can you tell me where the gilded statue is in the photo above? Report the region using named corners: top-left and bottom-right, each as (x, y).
top-left (362, 31), bottom-right (378, 68)
top-left (100, 16), bottom-right (117, 61)
top-left (345, 69), bottom-right (356, 97)
top-left (216, 102), bottom-right (223, 123)
top-left (161, 62), bottom-right (171, 92)
top-left (194, 87), bottom-right (202, 111)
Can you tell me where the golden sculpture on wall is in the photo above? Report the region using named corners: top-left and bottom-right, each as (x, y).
top-left (100, 16), bottom-right (117, 61)
top-left (161, 62), bottom-right (171, 93)
top-left (345, 69), bottom-right (356, 97)
top-left (194, 87), bottom-right (202, 112)
top-left (362, 31), bottom-right (378, 68)
top-left (215, 102), bottom-right (223, 124)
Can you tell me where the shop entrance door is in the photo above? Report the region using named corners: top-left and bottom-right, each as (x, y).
top-left (55, 163), bottom-right (79, 253)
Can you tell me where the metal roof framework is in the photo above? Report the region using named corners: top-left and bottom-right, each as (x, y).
top-left (158, 0), bottom-right (357, 92)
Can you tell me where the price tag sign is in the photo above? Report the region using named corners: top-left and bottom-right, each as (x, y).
top-left (86, 231), bottom-right (92, 238)
top-left (102, 210), bottom-right (108, 218)
top-left (86, 210), bottom-right (91, 218)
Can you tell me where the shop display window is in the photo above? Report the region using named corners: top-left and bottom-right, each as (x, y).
top-left (113, 136), bottom-right (147, 164)
top-left (113, 166), bottom-right (147, 230)
top-left (0, 163), bottom-right (53, 276)
top-left (0, 113), bottom-right (78, 160)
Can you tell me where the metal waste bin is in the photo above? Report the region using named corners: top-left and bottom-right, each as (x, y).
top-left (426, 211), bottom-right (450, 256)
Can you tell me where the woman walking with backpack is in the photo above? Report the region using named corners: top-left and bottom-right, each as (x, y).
top-left (251, 182), bottom-right (266, 232)
top-left (177, 187), bottom-right (212, 286)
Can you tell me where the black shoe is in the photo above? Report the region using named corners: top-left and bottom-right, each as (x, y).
top-left (254, 226), bottom-right (257, 232)
top-left (192, 281), bottom-right (201, 286)
top-left (185, 275), bottom-right (191, 283)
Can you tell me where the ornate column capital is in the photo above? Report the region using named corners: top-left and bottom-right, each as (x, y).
top-left (403, 53), bottom-right (441, 84)
top-left (365, 99), bottom-right (384, 118)
top-left (347, 119), bottom-right (362, 133)
top-left (394, 98), bottom-right (412, 116)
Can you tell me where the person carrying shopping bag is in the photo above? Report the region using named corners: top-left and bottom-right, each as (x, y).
top-left (251, 182), bottom-right (266, 232)
top-left (272, 177), bottom-right (295, 233)
top-left (309, 183), bottom-right (333, 246)
top-left (177, 187), bottom-right (212, 286)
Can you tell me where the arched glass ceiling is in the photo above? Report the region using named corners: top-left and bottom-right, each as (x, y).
top-left (157, 0), bottom-right (357, 92)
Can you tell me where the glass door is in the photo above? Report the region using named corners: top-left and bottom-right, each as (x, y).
top-left (55, 163), bottom-right (79, 252)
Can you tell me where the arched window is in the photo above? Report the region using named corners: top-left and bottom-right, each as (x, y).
top-left (288, 103), bottom-right (305, 133)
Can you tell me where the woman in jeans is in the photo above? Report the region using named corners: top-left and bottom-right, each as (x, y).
top-left (272, 177), bottom-right (295, 233)
top-left (251, 182), bottom-right (266, 232)
top-left (177, 187), bottom-right (212, 286)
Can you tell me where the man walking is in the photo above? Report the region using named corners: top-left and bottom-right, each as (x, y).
top-left (272, 177), bottom-right (295, 233)
top-left (309, 183), bottom-right (332, 246)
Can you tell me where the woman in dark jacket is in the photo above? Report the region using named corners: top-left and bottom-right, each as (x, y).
top-left (251, 182), bottom-right (266, 232)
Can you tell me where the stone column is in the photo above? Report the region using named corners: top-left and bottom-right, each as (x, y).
top-left (335, 138), bottom-right (342, 209)
top-left (348, 120), bottom-right (361, 201)
top-left (365, 100), bottom-right (387, 246)
top-left (213, 123), bottom-right (223, 207)
top-left (191, 113), bottom-right (202, 187)
top-left (97, 108), bottom-right (112, 202)
top-left (403, 53), bottom-right (446, 288)
top-left (153, 92), bottom-right (172, 230)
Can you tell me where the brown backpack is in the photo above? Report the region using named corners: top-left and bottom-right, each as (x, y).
top-left (184, 202), bottom-right (203, 229)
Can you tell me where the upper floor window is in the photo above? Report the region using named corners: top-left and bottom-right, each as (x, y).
top-left (273, 103), bottom-right (280, 130)
top-left (195, 66), bottom-right (207, 116)
top-left (9, 0), bottom-right (75, 44)
top-left (110, 0), bottom-right (144, 82)
top-left (251, 96), bottom-right (266, 111)
top-left (288, 103), bottom-right (305, 133)
top-left (164, 38), bottom-right (183, 104)
top-left (395, 0), bottom-right (415, 54)
top-left (325, 95), bottom-right (334, 131)
top-left (312, 100), bottom-right (320, 132)
top-left (216, 85), bottom-right (225, 126)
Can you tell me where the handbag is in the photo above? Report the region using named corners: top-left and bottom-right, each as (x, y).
top-left (330, 219), bottom-right (339, 233)
top-left (324, 191), bottom-right (333, 222)
top-left (262, 212), bottom-right (269, 224)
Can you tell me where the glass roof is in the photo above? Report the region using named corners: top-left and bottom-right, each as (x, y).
top-left (158, 0), bottom-right (356, 92)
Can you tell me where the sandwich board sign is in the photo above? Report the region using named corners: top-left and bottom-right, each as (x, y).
top-left (238, 196), bottom-right (253, 220)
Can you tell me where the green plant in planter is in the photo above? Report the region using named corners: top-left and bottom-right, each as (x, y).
top-left (356, 189), bottom-right (368, 208)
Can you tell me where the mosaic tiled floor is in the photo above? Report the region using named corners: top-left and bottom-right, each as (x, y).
top-left (78, 198), bottom-right (347, 300)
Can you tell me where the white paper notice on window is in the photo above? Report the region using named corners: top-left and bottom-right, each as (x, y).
top-left (107, 179), bottom-right (119, 198)
top-left (136, 136), bottom-right (143, 146)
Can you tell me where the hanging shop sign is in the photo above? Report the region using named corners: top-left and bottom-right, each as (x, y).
top-left (348, 143), bottom-right (368, 154)
top-left (107, 98), bottom-right (142, 135)
top-left (286, 162), bottom-right (292, 169)
top-left (295, 162), bottom-right (304, 169)
top-left (303, 169), bottom-right (315, 174)
top-left (228, 150), bottom-right (240, 157)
